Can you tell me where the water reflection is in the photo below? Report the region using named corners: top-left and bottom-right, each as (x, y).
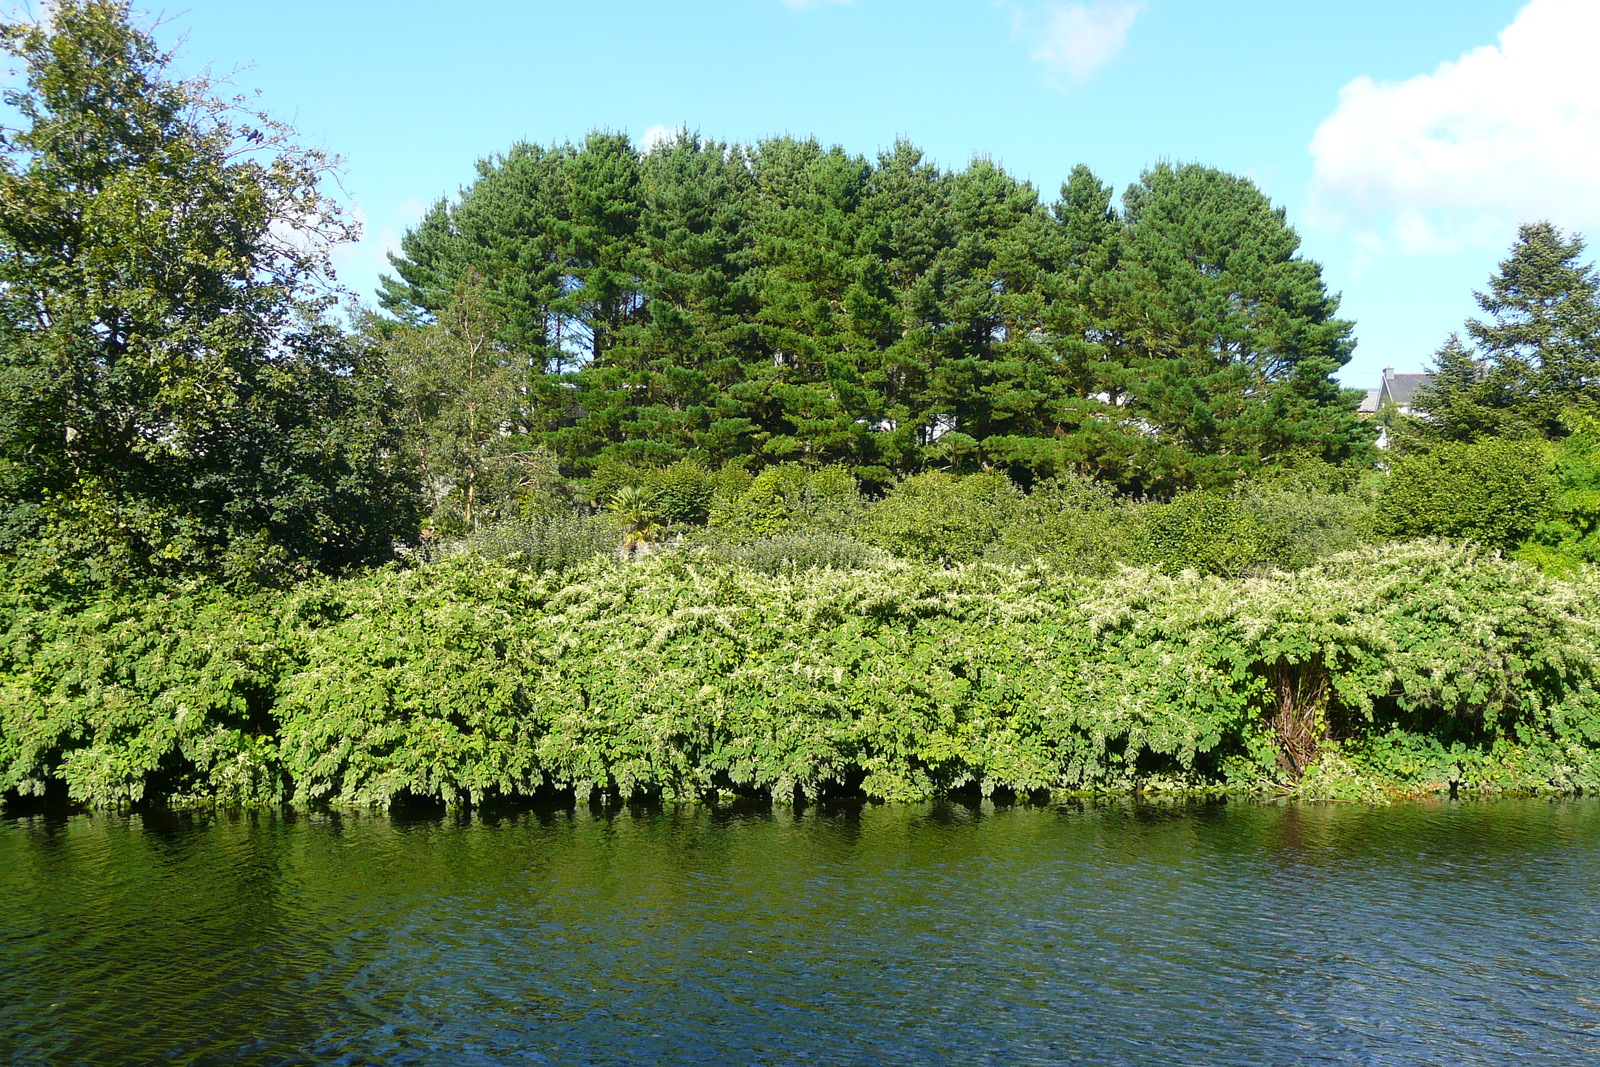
top-left (3, 799), bottom-right (1599, 1065)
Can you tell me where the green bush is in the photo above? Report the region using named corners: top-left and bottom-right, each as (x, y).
top-left (697, 533), bottom-right (883, 574)
top-left (706, 463), bottom-right (863, 538)
top-left (862, 471), bottom-right (1024, 563)
top-left (1243, 482), bottom-right (1376, 570)
top-left (0, 581), bottom-right (287, 806)
top-left (985, 473), bottom-right (1143, 574)
top-left (466, 512), bottom-right (617, 572)
top-left (643, 459), bottom-right (719, 526)
top-left (1517, 423), bottom-right (1600, 572)
top-left (1131, 490), bottom-right (1277, 576)
top-left (5, 543), bottom-right (1598, 809)
top-left (1376, 438), bottom-right (1557, 550)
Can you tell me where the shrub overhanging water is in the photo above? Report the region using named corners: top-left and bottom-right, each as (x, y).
top-left (4, 542), bottom-right (1597, 808)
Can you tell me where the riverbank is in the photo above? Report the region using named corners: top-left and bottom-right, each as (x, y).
top-left (4, 541), bottom-right (1597, 811)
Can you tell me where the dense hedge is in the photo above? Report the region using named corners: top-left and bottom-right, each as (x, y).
top-left (3, 542), bottom-right (1598, 809)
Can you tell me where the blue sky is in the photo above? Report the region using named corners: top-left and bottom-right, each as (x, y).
top-left (65, 1), bottom-right (1600, 385)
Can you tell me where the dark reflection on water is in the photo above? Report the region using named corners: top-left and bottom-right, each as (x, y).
top-left (4, 799), bottom-right (1600, 1066)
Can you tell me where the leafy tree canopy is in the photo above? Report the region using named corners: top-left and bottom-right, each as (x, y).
top-left (0, 1), bottom-right (418, 588)
top-left (381, 141), bottom-right (1369, 499)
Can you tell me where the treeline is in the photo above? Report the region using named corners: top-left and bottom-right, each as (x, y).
top-left (0, 2), bottom-right (1377, 590)
top-left (375, 131), bottom-right (1366, 502)
top-left (4, 4), bottom-right (1600, 810)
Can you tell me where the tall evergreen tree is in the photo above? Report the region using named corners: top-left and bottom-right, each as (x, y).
top-left (1405, 334), bottom-right (1499, 444)
top-left (981, 165), bottom-right (1121, 480)
top-left (378, 143), bottom-right (571, 367)
top-left (743, 137), bottom-right (880, 469)
top-left (1059, 164), bottom-right (1367, 494)
top-left (1413, 224), bottom-right (1600, 443)
top-left (377, 134), bottom-right (1371, 494)
top-left (552, 132), bottom-right (646, 365)
top-left (564, 134), bottom-right (762, 466)
top-left (1471, 223), bottom-right (1600, 407)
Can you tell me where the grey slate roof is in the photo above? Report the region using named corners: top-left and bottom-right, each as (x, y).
top-left (1381, 371), bottom-right (1433, 407)
top-left (1358, 388), bottom-right (1381, 414)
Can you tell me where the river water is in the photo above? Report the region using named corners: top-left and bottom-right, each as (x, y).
top-left (3, 798), bottom-right (1599, 1066)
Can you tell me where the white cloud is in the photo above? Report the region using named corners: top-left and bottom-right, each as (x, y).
top-left (330, 197), bottom-right (426, 301)
top-left (640, 124), bottom-right (680, 153)
top-left (782, 0), bottom-right (853, 10)
top-left (1009, 1), bottom-right (1144, 85)
top-left (1309, 0), bottom-right (1600, 256)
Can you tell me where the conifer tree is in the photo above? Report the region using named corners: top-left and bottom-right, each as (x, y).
top-left (1413, 223), bottom-right (1600, 443)
top-left (1066, 164), bottom-right (1366, 494)
top-left (564, 134), bottom-right (762, 466)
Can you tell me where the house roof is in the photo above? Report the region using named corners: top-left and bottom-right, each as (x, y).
top-left (1380, 371), bottom-right (1434, 407)
top-left (1358, 388), bottom-right (1381, 414)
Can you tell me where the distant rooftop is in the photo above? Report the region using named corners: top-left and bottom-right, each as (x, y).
top-left (1380, 367), bottom-right (1433, 408)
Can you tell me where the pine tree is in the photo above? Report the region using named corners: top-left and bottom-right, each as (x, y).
top-left (1406, 335), bottom-right (1497, 444)
top-left (1412, 224), bottom-right (1600, 444)
top-left (553, 132), bottom-right (645, 366)
top-left (564, 134), bottom-right (762, 467)
top-left (1064, 164), bottom-right (1367, 494)
top-left (1467, 222), bottom-right (1600, 437)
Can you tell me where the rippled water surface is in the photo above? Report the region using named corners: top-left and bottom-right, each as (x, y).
top-left (4, 799), bottom-right (1600, 1065)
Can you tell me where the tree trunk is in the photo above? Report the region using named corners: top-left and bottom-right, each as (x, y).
top-left (1266, 655), bottom-right (1329, 778)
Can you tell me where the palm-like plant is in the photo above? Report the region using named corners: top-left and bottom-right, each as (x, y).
top-left (607, 485), bottom-right (664, 556)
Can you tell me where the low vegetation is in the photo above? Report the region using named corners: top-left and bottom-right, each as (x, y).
top-left (5, 541), bottom-right (1598, 809)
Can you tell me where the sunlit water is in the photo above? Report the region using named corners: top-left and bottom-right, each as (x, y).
top-left (3, 799), bottom-right (1599, 1066)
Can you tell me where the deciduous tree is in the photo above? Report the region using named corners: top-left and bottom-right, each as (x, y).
top-left (0, 1), bottom-right (417, 586)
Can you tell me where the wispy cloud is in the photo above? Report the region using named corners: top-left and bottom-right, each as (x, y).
top-left (640, 125), bottom-right (681, 153)
top-left (1309, 0), bottom-right (1600, 256)
top-left (331, 197), bottom-right (426, 302)
top-left (1008, 1), bottom-right (1144, 85)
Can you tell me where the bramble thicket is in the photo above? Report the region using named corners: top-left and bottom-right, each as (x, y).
top-left (3, 3), bottom-right (1599, 809)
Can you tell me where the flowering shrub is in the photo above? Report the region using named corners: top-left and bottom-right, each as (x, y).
top-left (3, 543), bottom-right (1596, 808)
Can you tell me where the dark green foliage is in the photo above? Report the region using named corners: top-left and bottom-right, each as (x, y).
top-left (1375, 438), bottom-right (1557, 550)
top-left (643, 459), bottom-right (720, 525)
top-left (0, 2), bottom-right (418, 587)
top-left (1412, 223), bottom-right (1600, 443)
top-left (1517, 418), bottom-right (1600, 572)
top-left (1041, 164), bottom-right (1371, 494)
top-left (1406, 335), bottom-right (1505, 444)
top-left (382, 139), bottom-right (1369, 491)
